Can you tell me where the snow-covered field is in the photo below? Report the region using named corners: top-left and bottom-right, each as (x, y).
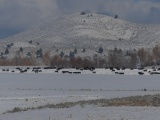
top-left (2, 106), bottom-right (160, 120)
top-left (0, 72), bottom-right (160, 119)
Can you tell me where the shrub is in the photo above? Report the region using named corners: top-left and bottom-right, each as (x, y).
top-left (11, 107), bottom-right (22, 113)
top-left (26, 52), bottom-right (31, 57)
top-left (28, 40), bottom-right (32, 44)
top-left (10, 43), bottom-right (14, 46)
top-left (55, 49), bottom-right (58, 52)
top-left (37, 42), bottom-right (40, 45)
top-left (80, 11), bottom-right (85, 15)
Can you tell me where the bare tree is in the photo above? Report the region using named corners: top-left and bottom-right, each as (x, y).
top-left (130, 52), bottom-right (138, 68)
top-left (137, 48), bottom-right (147, 66)
top-left (42, 51), bottom-right (50, 65)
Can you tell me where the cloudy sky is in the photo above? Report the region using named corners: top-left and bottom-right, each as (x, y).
top-left (0, 0), bottom-right (160, 39)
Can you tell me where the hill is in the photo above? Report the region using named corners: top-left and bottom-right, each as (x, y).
top-left (0, 13), bottom-right (160, 58)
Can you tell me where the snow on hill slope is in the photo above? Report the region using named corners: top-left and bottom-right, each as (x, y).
top-left (0, 13), bottom-right (160, 57)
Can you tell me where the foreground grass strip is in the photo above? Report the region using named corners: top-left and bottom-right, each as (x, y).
top-left (3, 94), bottom-right (160, 114)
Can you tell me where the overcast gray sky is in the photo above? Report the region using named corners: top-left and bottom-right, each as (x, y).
top-left (1, 0), bottom-right (160, 39)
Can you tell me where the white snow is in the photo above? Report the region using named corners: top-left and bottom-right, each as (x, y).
top-left (0, 72), bottom-right (160, 119)
top-left (1, 106), bottom-right (160, 120)
top-left (1, 13), bottom-right (160, 119)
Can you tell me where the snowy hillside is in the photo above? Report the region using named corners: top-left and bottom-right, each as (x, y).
top-left (0, 13), bottom-right (160, 57)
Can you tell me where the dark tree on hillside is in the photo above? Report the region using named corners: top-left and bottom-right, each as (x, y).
top-left (26, 52), bottom-right (31, 57)
top-left (126, 50), bottom-right (131, 56)
top-left (82, 48), bottom-right (86, 53)
top-left (19, 47), bottom-right (23, 52)
top-left (55, 49), bottom-right (58, 52)
top-left (10, 43), bottom-right (14, 46)
top-left (74, 48), bottom-right (77, 54)
top-left (29, 40), bottom-right (32, 44)
top-left (37, 42), bottom-right (40, 45)
top-left (6, 44), bottom-right (11, 48)
top-left (5, 48), bottom-right (9, 54)
top-left (59, 51), bottom-right (64, 58)
top-left (99, 47), bottom-right (103, 54)
top-left (69, 51), bottom-right (75, 58)
top-left (114, 15), bottom-right (118, 19)
top-left (0, 52), bottom-right (3, 56)
top-left (80, 11), bottom-right (85, 15)
top-left (36, 48), bottom-right (43, 58)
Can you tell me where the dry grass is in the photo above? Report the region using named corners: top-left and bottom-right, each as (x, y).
top-left (102, 100), bottom-right (150, 107)
top-left (3, 94), bottom-right (160, 114)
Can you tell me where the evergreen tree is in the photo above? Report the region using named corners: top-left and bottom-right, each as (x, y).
top-left (80, 11), bottom-right (85, 15)
top-left (115, 15), bottom-right (118, 19)
top-left (29, 40), bottom-right (32, 44)
top-left (36, 48), bottom-right (43, 58)
top-left (5, 48), bottom-right (9, 54)
top-left (59, 51), bottom-right (64, 57)
top-left (19, 47), bottom-right (23, 52)
top-left (69, 51), bottom-right (75, 58)
top-left (26, 52), bottom-right (31, 57)
top-left (82, 48), bottom-right (86, 52)
top-left (74, 48), bottom-right (77, 54)
top-left (99, 47), bottom-right (103, 54)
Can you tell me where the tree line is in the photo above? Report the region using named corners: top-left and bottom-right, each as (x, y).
top-left (0, 45), bottom-right (160, 68)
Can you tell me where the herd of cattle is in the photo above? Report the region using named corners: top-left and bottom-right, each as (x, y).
top-left (0, 66), bottom-right (160, 75)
